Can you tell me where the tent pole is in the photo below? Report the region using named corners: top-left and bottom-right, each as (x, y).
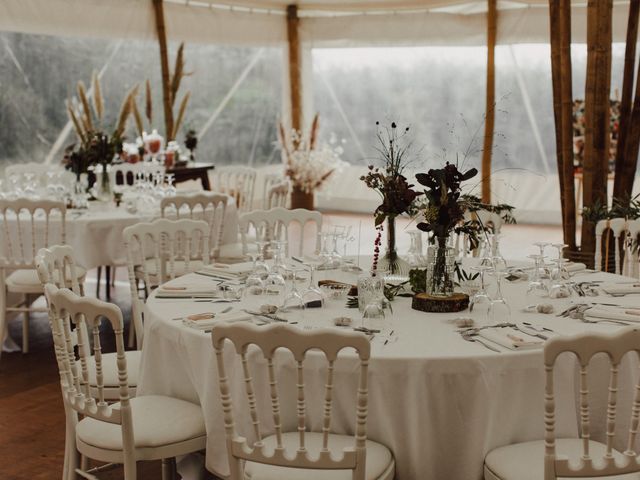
top-left (581, 0), bottom-right (613, 259)
top-left (152, 0), bottom-right (174, 139)
top-left (481, 0), bottom-right (496, 203)
top-left (613, 0), bottom-right (640, 202)
top-left (287, 4), bottom-right (303, 132)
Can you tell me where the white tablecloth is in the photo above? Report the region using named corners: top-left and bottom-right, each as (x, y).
top-left (1, 199), bottom-right (239, 270)
top-left (138, 266), bottom-right (640, 479)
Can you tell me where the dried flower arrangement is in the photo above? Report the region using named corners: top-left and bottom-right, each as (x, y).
top-left (278, 114), bottom-right (346, 199)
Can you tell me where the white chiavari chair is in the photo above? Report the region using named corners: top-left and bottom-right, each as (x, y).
top-left (0, 198), bottom-right (86, 355)
top-left (212, 166), bottom-right (256, 213)
top-left (161, 192), bottom-right (229, 261)
top-left (265, 180), bottom-right (290, 210)
top-left (35, 245), bottom-right (140, 401)
top-left (262, 174), bottom-right (289, 209)
top-left (110, 162), bottom-right (166, 188)
top-left (484, 327), bottom-right (640, 480)
top-left (238, 207), bottom-right (322, 258)
top-left (594, 218), bottom-right (640, 276)
top-left (123, 218), bottom-right (210, 349)
top-left (44, 284), bottom-right (206, 480)
top-left (211, 322), bottom-right (395, 480)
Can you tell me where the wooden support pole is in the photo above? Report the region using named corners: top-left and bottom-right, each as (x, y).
top-left (549, 0), bottom-right (576, 251)
top-left (481, 0), bottom-right (496, 204)
top-left (615, 0), bottom-right (640, 201)
top-left (287, 4), bottom-right (303, 132)
top-left (152, 0), bottom-right (174, 139)
top-left (581, 0), bottom-right (613, 257)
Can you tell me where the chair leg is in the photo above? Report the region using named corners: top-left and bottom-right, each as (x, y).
top-left (0, 282), bottom-right (7, 360)
top-left (127, 318), bottom-right (136, 349)
top-left (96, 266), bottom-right (102, 298)
top-left (161, 458), bottom-right (176, 480)
top-left (105, 266), bottom-right (111, 300)
top-left (111, 266), bottom-right (116, 287)
top-left (22, 294), bottom-right (30, 354)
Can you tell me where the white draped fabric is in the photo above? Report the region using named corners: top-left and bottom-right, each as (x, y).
top-left (138, 265), bottom-right (640, 479)
top-left (0, 0), bottom-right (631, 47)
top-left (0, 200), bottom-right (239, 270)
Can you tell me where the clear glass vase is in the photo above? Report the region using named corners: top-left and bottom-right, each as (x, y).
top-left (425, 236), bottom-right (455, 297)
top-left (94, 164), bottom-right (112, 202)
top-left (357, 271), bottom-right (385, 312)
top-left (377, 216), bottom-right (409, 276)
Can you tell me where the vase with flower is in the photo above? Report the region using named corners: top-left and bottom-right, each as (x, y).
top-left (279, 114), bottom-right (345, 210)
top-left (361, 121), bottom-right (420, 276)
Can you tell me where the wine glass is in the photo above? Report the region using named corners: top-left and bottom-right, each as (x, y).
top-left (469, 265), bottom-right (492, 321)
top-left (253, 241), bottom-right (271, 279)
top-left (165, 173), bottom-right (177, 197)
top-left (488, 270), bottom-right (511, 323)
top-left (281, 268), bottom-right (305, 312)
top-left (527, 254), bottom-right (549, 299)
top-left (301, 262), bottom-right (325, 308)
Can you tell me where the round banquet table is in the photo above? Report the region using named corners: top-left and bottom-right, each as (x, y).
top-left (1, 199), bottom-right (239, 270)
top-left (138, 264), bottom-right (640, 480)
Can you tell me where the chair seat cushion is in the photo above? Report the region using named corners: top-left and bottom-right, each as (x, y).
top-left (76, 395), bottom-right (205, 451)
top-left (484, 439), bottom-right (640, 480)
top-left (6, 266), bottom-right (87, 290)
top-left (244, 432), bottom-right (395, 480)
top-left (84, 350), bottom-right (141, 388)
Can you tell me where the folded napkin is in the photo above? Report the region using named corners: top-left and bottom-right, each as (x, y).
top-left (478, 327), bottom-right (544, 350)
top-left (565, 262), bottom-right (587, 273)
top-left (584, 306), bottom-right (640, 323)
top-left (158, 283), bottom-right (219, 296)
top-left (601, 283), bottom-right (640, 295)
top-left (183, 311), bottom-right (252, 330)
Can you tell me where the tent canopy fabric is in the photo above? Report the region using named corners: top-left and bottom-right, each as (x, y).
top-left (0, 0), bottom-right (631, 46)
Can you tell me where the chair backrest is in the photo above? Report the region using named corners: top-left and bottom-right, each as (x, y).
top-left (262, 174), bottom-right (288, 209)
top-left (265, 181), bottom-right (290, 210)
top-left (544, 327), bottom-right (640, 479)
top-left (0, 198), bottom-right (66, 268)
top-left (595, 218), bottom-right (640, 275)
top-left (211, 322), bottom-right (371, 480)
top-left (213, 166), bottom-right (256, 213)
top-left (44, 284), bottom-right (136, 477)
top-left (238, 207), bottom-right (322, 257)
top-left (35, 245), bottom-right (82, 294)
top-left (123, 218), bottom-right (210, 348)
top-left (160, 192), bottom-right (229, 257)
top-left (111, 162), bottom-right (166, 187)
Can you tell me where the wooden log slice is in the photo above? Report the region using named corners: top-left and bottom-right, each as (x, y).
top-left (412, 292), bottom-right (469, 313)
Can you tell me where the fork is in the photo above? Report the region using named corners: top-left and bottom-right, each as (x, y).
top-left (461, 331), bottom-right (501, 353)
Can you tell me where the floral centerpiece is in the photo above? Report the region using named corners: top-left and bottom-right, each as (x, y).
top-left (65, 72), bottom-right (136, 200)
top-left (278, 114), bottom-right (345, 210)
top-left (415, 162), bottom-right (478, 296)
top-left (361, 121), bottom-right (420, 275)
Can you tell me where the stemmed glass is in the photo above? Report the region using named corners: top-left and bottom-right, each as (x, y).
top-left (281, 268), bottom-right (305, 312)
top-left (488, 262), bottom-right (510, 323)
top-left (490, 234), bottom-right (507, 271)
top-left (301, 262), bottom-right (325, 308)
top-left (253, 241), bottom-right (271, 278)
top-left (164, 173), bottom-right (176, 197)
top-left (549, 243), bottom-right (571, 298)
top-left (527, 254), bottom-right (549, 298)
top-left (245, 252), bottom-right (266, 295)
top-left (469, 265), bottom-right (492, 320)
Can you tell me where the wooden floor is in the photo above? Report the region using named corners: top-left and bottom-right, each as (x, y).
top-left (0, 215), bottom-right (561, 479)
